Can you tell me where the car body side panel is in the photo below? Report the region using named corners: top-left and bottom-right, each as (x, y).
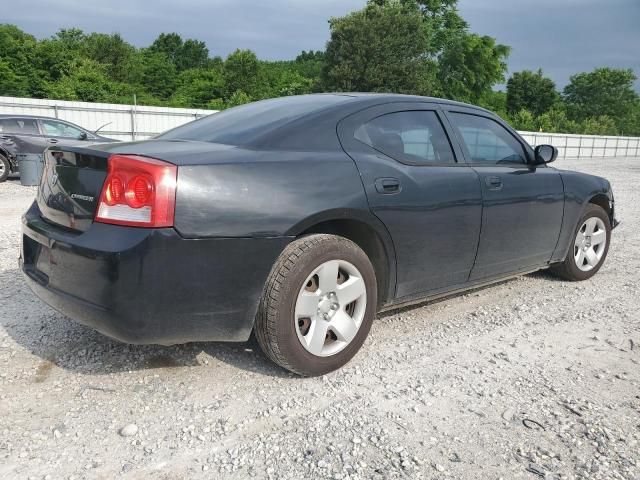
top-left (550, 170), bottom-right (613, 263)
top-left (338, 103), bottom-right (483, 299)
top-left (468, 165), bottom-right (565, 280)
top-left (174, 150), bottom-right (371, 238)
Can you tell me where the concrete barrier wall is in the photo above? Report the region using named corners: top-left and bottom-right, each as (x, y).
top-left (519, 131), bottom-right (640, 159)
top-left (0, 96), bottom-right (215, 141)
top-left (1, 96), bottom-right (639, 157)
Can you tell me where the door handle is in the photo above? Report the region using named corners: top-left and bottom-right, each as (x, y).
top-left (375, 177), bottom-right (401, 194)
top-left (485, 176), bottom-right (503, 190)
top-left (47, 139), bottom-right (59, 144)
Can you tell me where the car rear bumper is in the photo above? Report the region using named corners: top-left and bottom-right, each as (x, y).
top-left (20, 202), bottom-right (291, 345)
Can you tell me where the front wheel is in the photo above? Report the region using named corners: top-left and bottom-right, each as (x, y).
top-left (550, 204), bottom-right (611, 281)
top-left (255, 234), bottom-right (377, 376)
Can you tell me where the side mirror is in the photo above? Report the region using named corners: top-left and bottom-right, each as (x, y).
top-left (79, 132), bottom-right (88, 140)
top-left (534, 144), bottom-right (558, 165)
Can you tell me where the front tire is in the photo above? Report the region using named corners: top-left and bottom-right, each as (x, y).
top-left (551, 204), bottom-right (611, 281)
top-left (255, 234), bottom-right (377, 376)
top-left (0, 155), bottom-right (10, 182)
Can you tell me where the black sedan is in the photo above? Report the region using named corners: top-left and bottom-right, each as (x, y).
top-left (20, 94), bottom-right (616, 376)
top-left (0, 114), bottom-right (116, 182)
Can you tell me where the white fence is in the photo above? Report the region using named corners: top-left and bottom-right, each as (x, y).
top-left (0, 96), bottom-right (215, 141)
top-left (520, 131), bottom-right (640, 159)
top-left (0, 96), bottom-right (639, 157)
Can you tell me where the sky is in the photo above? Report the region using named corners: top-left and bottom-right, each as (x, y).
top-left (4, 0), bottom-right (639, 90)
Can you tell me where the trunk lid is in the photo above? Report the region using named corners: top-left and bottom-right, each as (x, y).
top-left (37, 147), bottom-right (110, 232)
top-left (37, 140), bottom-right (243, 232)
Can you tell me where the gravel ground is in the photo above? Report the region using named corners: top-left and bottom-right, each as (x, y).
top-left (1, 158), bottom-right (639, 480)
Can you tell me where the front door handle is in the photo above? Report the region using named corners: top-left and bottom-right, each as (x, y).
top-left (375, 177), bottom-right (401, 194)
top-left (485, 176), bottom-right (503, 190)
top-left (47, 139), bottom-right (59, 144)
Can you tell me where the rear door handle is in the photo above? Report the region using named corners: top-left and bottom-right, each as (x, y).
top-left (375, 177), bottom-right (401, 194)
top-left (485, 176), bottom-right (503, 190)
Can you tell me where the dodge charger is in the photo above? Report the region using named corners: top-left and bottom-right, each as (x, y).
top-left (20, 94), bottom-right (617, 376)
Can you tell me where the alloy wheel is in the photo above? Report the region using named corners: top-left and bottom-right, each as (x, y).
top-left (574, 217), bottom-right (607, 272)
top-left (294, 259), bottom-right (367, 357)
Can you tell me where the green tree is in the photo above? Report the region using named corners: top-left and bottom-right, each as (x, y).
top-left (563, 68), bottom-right (638, 121)
top-left (224, 49), bottom-right (259, 97)
top-left (148, 33), bottom-right (209, 71)
top-left (141, 51), bottom-right (177, 99)
top-left (226, 90), bottom-right (252, 108)
top-left (506, 69), bottom-right (557, 116)
top-left (169, 68), bottom-right (225, 107)
top-left (0, 58), bottom-right (29, 96)
top-left (294, 51), bottom-right (326, 89)
top-left (509, 109), bottom-right (536, 132)
top-left (322, 0), bottom-right (435, 94)
top-left (478, 90), bottom-right (507, 118)
top-left (148, 33), bottom-right (183, 64)
top-left (437, 33), bottom-right (509, 103)
top-left (0, 24), bottom-right (38, 96)
top-left (83, 33), bottom-right (143, 84)
top-left (45, 58), bottom-right (131, 102)
top-left (414, 0), bottom-right (468, 53)
top-left (178, 39), bottom-right (209, 71)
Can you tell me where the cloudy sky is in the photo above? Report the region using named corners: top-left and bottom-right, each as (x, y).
top-left (5, 0), bottom-right (640, 90)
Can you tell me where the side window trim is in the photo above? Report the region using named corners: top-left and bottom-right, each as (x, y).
top-left (353, 109), bottom-right (459, 167)
top-left (442, 109), bottom-right (532, 166)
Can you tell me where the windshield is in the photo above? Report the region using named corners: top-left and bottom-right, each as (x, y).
top-left (157, 95), bottom-right (352, 145)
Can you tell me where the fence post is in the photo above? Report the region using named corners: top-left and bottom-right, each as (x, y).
top-left (53, 105), bottom-right (59, 119)
top-left (625, 137), bottom-right (630, 157)
top-left (130, 108), bottom-right (136, 141)
top-left (578, 135), bottom-right (582, 159)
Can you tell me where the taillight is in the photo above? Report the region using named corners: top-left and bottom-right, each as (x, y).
top-left (95, 154), bottom-right (177, 228)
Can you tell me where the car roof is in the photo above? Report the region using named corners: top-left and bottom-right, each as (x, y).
top-left (323, 92), bottom-right (492, 113)
top-left (0, 114), bottom-right (61, 120)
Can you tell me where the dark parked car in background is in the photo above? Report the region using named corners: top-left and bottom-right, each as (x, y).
top-left (0, 114), bottom-right (117, 182)
top-left (20, 94), bottom-right (617, 376)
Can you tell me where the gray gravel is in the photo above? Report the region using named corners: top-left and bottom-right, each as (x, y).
top-left (1, 158), bottom-right (639, 480)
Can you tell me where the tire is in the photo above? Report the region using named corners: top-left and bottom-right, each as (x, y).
top-left (550, 204), bottom-right (611, 281)
top-left (0, 155), bottom-right (10, 183)
top-left (255, 234), bottom-right (377, 376)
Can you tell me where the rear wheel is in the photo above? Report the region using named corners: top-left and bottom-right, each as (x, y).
top-left (255, 234), bottom-right (377, 376)
top-left (0, 155), bottom-right (10, 182)
top-left (551, 204), bottom-right (611, 281)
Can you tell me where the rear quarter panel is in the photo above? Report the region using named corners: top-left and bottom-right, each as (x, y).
top-left (174, 150), bottom-right (371, 238)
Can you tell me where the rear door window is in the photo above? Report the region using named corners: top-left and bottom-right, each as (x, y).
top-left (0, 118), bottom-right (39, 135)
top-left (355, 111), bottom-right (456, 165)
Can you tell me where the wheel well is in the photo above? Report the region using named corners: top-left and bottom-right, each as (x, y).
top-left (588, 194), bottom-right (612, 221)
top-left (300, 219), bottom-right (391, 306)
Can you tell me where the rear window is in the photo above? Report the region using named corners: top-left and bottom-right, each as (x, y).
top-left (0, 118), bottom-right (39, 134)
top-left (158, 95), bottom-right (352, 145)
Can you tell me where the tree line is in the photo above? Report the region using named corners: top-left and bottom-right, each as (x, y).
top-left (0, 0), bottom-right (638, 135)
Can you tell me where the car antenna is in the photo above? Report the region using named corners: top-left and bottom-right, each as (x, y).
top-left (94, 122), bottom-right (112, 134)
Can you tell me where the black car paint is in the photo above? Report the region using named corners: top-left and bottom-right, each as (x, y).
top-left (20, 94), bottom-right (616, 345)
top-left (0, 114), bottom-right (116, 175)
top-left (22, 202), bottom-right (288, 343)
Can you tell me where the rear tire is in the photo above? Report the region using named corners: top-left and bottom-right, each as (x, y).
top-left (255, 234), bottom-right (377, 376)
top-left (0, 155), bottom-right (10, 182)
top-left (550, 204), bottom-right (611, 281)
